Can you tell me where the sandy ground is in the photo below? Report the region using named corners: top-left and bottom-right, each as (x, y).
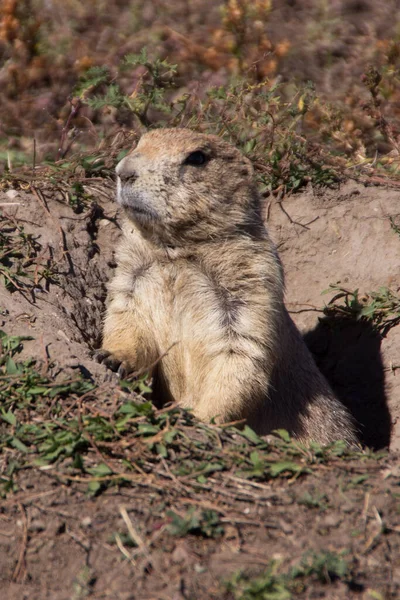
top-left (0, 176), bottom-right (399, 599)
top-left (268, 181), bottom-right (400, 451)
top-left (1, 178), bottom-right (399, 449)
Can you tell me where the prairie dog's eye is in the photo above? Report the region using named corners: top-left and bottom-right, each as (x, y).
top-left (183, 151), bottom-right (208, 166)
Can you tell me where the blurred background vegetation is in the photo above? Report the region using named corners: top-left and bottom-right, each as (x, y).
top-left (1, 0), bottom-right (400, 190)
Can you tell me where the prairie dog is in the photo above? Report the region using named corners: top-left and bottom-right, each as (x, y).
top-left (98, 128), bottom-right (357, 446)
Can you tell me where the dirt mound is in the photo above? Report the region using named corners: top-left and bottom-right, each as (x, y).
top-left (1, 178), bottom-right (399, 448)
top-left (0, 175), bottom-right (399, 598)
top-left (268, 181), bottom-right (400, 451)
top-left (0, 179), bottom-right (118, 376)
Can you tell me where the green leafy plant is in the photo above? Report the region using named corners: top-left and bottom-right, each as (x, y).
top-left (0, 330), bottom-right (376, 499)
top-left (0, 216), bottom-right (42, 292)
top-left (297, 490), bottom-right (329, 510)
top-left (74, 48), bottom-right (341, 193)
top-left (227, 562), bottom-right (292, 600)
top-left (77, 50), bottom-right (177, 127)
top-left (323, 285), bottom-right (400, 333)
top-left (166, 507), bottom-right (224, 538)
top-left (291, 550), bottom-right (348, 583)
top-left (226, 551), bottom-right (350, 599)
top-left (190, 78), bottom-right (340, 192)
top-left (389, 215), bottom-right (400, 238)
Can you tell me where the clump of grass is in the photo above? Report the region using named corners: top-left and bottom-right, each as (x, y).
top-left (297, 490), bottom-right (329, 510)
top-left (73, 50), bottom-right (340, 193)
top-left (292, 550), bottom-right (349, 583)
top-left (389, 215), bottom-right (400, 238)
top-left (0, 331), bottom-right (367, 498)
top-left (76, 49), bottom-right (177, 128)
top-left (166, 507), bottom-right (224, 538)
top-left (226, 550), bottom-right (350, 599)
top-left (201, 78), bottom-right (340, 191)
top-left (226, 561), bottom-right (293, 600)
top-left (322, 285), bottom-right (400, 334)
top-left (0, 212), bottom-right (57, 294)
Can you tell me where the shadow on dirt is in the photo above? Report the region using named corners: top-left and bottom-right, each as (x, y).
top-left (304, 316), bottom-right (391, 450)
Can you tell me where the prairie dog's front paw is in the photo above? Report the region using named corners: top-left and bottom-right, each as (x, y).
top-left (94, 349), bottom-right (131, 379)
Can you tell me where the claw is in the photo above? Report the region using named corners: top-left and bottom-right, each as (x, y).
top-left (117, 362), bottom-right (129, 379)
top-left (94, 349), bottom-right (131, 378)
top-left (94, 349), bottom-right (112, 364)
top-left (94, 349), bottom-right (122, 372)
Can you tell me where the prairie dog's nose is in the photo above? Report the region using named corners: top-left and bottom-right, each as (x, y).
top-left (116, 154), bottom-right (138, 182)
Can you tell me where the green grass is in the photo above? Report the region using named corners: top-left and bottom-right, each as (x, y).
top-left (226, 550), bottom-right (351, 599)
top-left (166, 507), bottom-right (224, 538)
top-left (68, 52), bottom-right (342, 193)
top-left (0, 331), bottom-right (372, 498)
top-left (390, 215), bottom-right (400, 238)
top-left (0, 211), bottom-right (58, 294)
top-left (323, 284), bottom-right (400, 334)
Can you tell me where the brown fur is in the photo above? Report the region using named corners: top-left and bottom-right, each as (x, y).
top-left (99, 128), bottom-right (358, 445)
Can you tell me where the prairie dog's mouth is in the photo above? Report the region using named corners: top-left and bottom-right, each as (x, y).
top-left (124, 204), bottom-right (157, 222)
top-left (117, 183), bottom-right (159, 223)
top-left (117, 178), bottom-right (157, 218)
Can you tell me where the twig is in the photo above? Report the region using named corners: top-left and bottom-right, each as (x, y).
top-left (46, 471), bottom-right (166, 492)
top-left (67, 527), bottom-right (91, 552)
top-left (288, 306), bottom-right (322, 314)
top-left (39, 334), bottom-right (49, 376)
top-left (0, 268), bottom-right (36, 306)
top-left (57, 97), bottom-right (82, 161)
top-left (31, 186), bottom-right (74, 273)
top-left (31, 137), bottom-right (36, 182)
top-left (160, 457), bottom-right (187, 491)
top-left (115, 533), bottom-right (136, 564)
top-left (278, 200), bottom-right (316, 230)
top-left (84, 431), bottom-right (119, 475)
top-left (119, 506), bottom-right (147, 553)
top-left (1, 490), bottom-right (58, 509)
top-left (33, 243), bottom-right (51, 286)
top-left (12, 503), bottom-right (28, 583)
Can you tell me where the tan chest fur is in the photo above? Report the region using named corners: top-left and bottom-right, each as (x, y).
top-left (106, 229), bottom-right (280, 411)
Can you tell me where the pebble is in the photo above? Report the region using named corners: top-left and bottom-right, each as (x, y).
top-left (6, 189), bottom-right (20, 199)
top-left (81, 516), bottom-right (92, 527)
top-left (30, 519), bottom-right (46, 532)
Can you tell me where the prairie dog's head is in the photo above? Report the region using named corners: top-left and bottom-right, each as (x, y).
top-left (116, 128), bottom-right (262, 244)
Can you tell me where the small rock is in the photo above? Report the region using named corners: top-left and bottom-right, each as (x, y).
top-left (171, 542), bottom-right (191, 565)
top-left (81, 516), bottom-right (92, 528)
top-left (6, 189), bottom-right (20, 199)
top-left (280, 519), bottom-right (293, 534)
top-left (322, 514), bottom-right (342, 528)
top-left (57, 330), bottom-right (70, 342)
top-left (30, 519), bottom-right (46, 532)
top-left (194, 563), bottom-right (206, 573)
top-left (65, 358), bottom-right (81, 368)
